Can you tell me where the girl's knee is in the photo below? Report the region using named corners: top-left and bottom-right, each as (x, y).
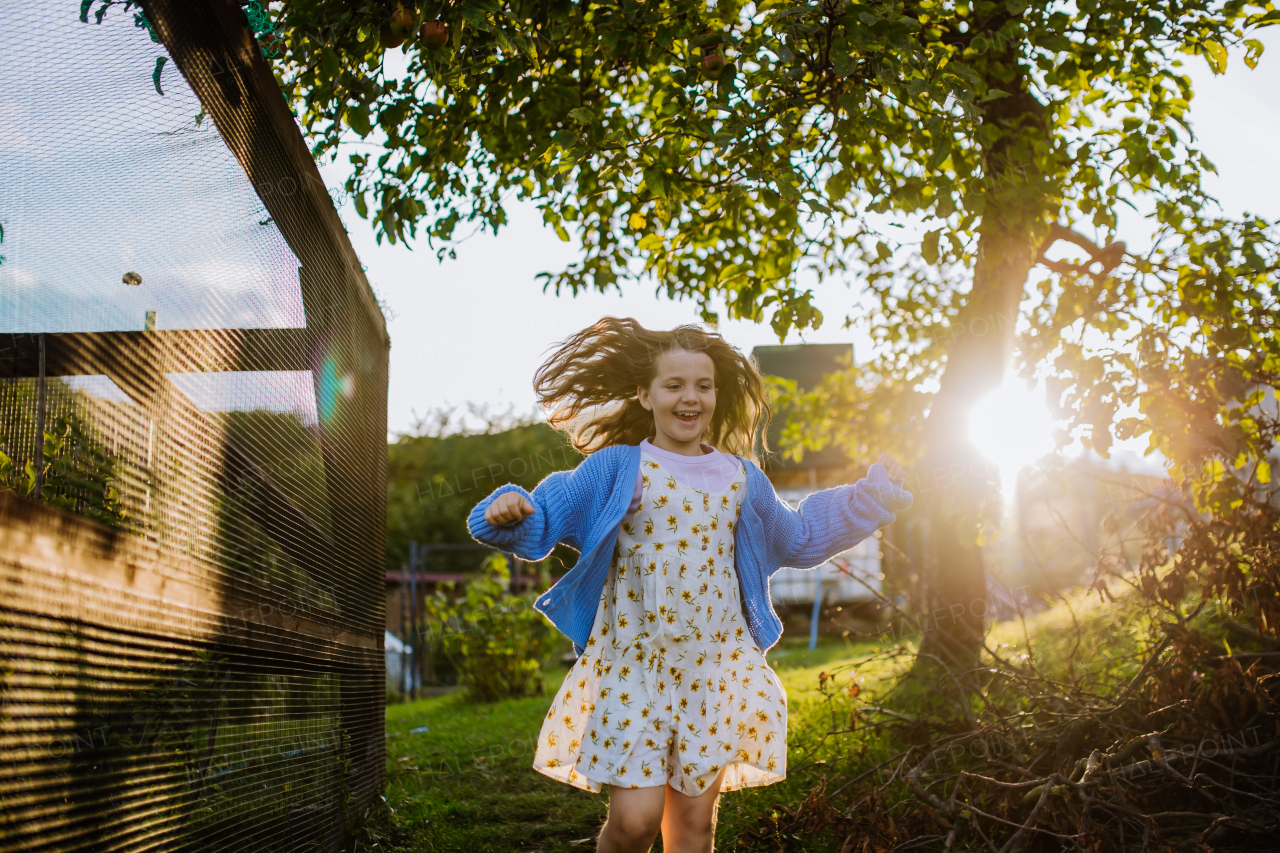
top-left (666, 805), bottom-right (716, 836)
top-left (604, 807), bottom-right (663, 845)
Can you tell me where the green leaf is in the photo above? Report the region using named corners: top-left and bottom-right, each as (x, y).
top-left (319, 47), bottom-right (339, 82)
top-left (921, 229), bottom-right (940, 265)
top-left (643, 166), bottom-right (667, 200)
top-left (1203, 40), bottom-right (1228, 75)
top-left (348, 104), bottom-right (372, 137)
top-left (926, 136), bottom-right (951, 172)
top-left (1244, 38), bottom-right (1264, 70)
top-left (716, 62), bottom-right (739, 103)
top-left (567, 107), bottom-right (597, 124)
top-left (637, 233), bottom-right (665, 251)
top-left (152, 56), bottom-right (167, 96)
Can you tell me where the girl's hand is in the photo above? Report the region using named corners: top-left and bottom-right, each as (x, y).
top-left (485, 492), bottom-right (535, 526)
top-left (876, 452), bottom-right (906, 486)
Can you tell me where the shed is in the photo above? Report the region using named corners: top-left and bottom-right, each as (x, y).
top-left (752, 343), bottom-right (883, 609)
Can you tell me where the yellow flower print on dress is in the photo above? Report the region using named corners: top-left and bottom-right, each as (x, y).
top-left (532, 453), bottom-right (784, 796)
top-left (642, 474), bottom-right (650, 489)
top-left (666, 476), bottom-right (678, 490)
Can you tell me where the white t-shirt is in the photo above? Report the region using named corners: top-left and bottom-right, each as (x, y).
top-left (623, 438), bottom-right (741, 520)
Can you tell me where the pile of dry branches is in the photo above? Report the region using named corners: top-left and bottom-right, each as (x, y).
top-left (748, 491), bottom-right (1280, 853)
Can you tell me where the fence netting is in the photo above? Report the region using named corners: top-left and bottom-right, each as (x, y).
top-left (0, 1), bottom-right (389, 849)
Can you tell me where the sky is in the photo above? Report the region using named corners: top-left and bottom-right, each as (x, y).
top-left (0, 7), bottom-right (306, 334)
top-left (318, 32), bottom-right (1280, 451)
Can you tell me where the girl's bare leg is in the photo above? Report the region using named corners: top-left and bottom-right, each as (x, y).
top-left (660, 768), bottom-right (728, 853)
top-left (598, 784), bottom-right (666, 853)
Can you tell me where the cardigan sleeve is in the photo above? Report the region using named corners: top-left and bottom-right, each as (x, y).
top-left (467, 458), bottom-right (594, 559)
top-left (754, 461), bottom-right (913, 570)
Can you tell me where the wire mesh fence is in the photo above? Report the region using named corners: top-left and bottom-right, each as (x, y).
top-left (0, 1), bottom-right (389, 849)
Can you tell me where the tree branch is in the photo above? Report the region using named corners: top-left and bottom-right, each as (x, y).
top-left (1036, 222), bottom-right (1127, 278)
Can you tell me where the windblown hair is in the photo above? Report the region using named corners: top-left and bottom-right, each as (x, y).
top-left (534, 317), bottom-right (770, 461)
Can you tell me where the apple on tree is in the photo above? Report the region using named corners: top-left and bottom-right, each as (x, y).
top-left (701, 52), bottom-right (725, 80)
top-left (420, 21), bottom-right (448, 50)
top-left (389, 6), bottom-right (416, 39)
top-left (380, 22), bottom-right (404, 49)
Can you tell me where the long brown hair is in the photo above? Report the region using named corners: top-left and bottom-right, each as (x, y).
top-left (534, 317), bottom-right (770, 460)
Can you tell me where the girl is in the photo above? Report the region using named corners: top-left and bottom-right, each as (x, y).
top-left (468, 318), bottom-right (911, 853)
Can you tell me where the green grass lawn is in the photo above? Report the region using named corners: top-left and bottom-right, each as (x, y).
top-left (375, 633), bottom-right (915, 853)
top-left (363, 585), bottom-right (1230, 853)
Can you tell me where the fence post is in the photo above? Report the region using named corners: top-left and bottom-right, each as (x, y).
top-left (410, 540), bottom-right (419, 700)
top-left (400, 559), bottom-right (409, 700)
top-left (33, 334), bottom-right (45, 499)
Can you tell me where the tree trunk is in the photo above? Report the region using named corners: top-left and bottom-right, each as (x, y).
top-left (912, 75), bottom-right (1048, 677)
top-left (913, 222), bottom-right (1039, 674)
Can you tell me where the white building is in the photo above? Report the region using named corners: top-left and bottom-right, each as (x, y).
top-left (752, 344), bottom-right (887, 614)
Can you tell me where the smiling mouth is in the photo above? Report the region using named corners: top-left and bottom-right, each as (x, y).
top-left (674, 411), bottom-right (701, 425)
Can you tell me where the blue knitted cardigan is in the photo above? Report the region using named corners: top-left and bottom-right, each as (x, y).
top-left (467, 444), bottom-right (913, 654)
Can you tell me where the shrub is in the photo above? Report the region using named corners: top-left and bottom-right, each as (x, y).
top-left (421, 554), bottom-right (556, 702)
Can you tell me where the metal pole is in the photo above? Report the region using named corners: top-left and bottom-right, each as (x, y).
top-left (33, 334), bottom-right (45, 499)
top-left (400, 559), bottom-right (409, 700)
top-left (807, 466), bottom-right (821, 650)
top-left (409, 540), bottom-right (419, 700)
top-left (809, 562), bottom-right (823, 651)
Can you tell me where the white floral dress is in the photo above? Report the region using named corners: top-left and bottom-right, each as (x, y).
top-left (533, 452), bottom-right (788, 795)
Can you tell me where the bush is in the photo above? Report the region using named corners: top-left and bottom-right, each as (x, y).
top-left (421, 554), bottom-right (556, 702)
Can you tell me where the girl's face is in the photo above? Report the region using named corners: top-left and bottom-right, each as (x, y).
top-left (637, 348), bottom-right (717, 453)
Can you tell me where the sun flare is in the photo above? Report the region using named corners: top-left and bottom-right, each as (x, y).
top-left (967, 379), bottom-right (1057, 495)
